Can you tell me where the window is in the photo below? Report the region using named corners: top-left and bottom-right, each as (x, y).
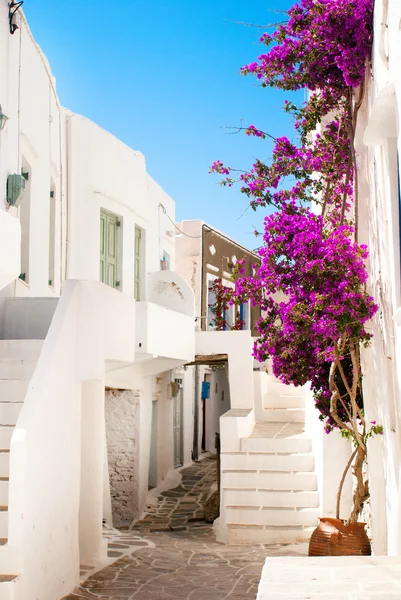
top-left (100, 209), bottom-right (120, 289)
top-left (48, 181), bottom-right (56, 287)
top-left (240, 302), bottom-right (250, 330)
top-left (134, 225), bottom-right (143, 300)
top-left (207, 276), bottom-right (217, 330)
top-left (224, 305), bottom-right (235, 330)
top-left (19, 158), bottom-right (31, 284)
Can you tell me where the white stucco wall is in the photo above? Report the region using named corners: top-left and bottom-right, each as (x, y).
top-left (66, 113), bottom-right (175, 297)
top-left (196, 331), bottom-right (255, 410)
top-left (175, 221), bottom-right (203, 329)
top-left (0, 1), bottom-right (64, 302)
top-left (356, 0), bottom-right (401, 555)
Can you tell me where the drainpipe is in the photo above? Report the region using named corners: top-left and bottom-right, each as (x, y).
top-left (193, 365), bottom-right (200, 461)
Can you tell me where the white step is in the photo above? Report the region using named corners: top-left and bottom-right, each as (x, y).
top-left (0, 509), bottom-right (8, 539)
top-left (264, 408), bottom-right (305, 423)
top-left (222, 471), bottom-right (317, 491)
top-left (0, 480), bottom-right (8, 507)
top-left (0, 359), bottom-right (36, 380)
top-left (0, 404), bottom-right (22, 426)
top-left (0, 453), bottom-right (10, 478)
top-left (227, 525), bottom-right (314, 545)
top-left (0, 380), bottom-right (30, 402)
top-left (0, 429), bottom-right (13, 450)
top-left (0, 340), bottom-right (43, 360)
top-left (265, 381), bottom-right (307, 397)
top-left (0, 576), bottom-right (19, 600)
top-left (226, 507), bottom-right (319, 527)
top-left (242, 436), bottom-right (312, 453)
top-left (264, 394), bottom-right (305, 409)
top-left (221, 452), bottom-right (314, 472)
top-left (224, 489), bottom-right (320, 508)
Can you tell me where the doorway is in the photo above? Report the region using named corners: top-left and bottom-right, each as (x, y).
top-left (148, 400), bottom-right (158, 488)
top-left (201, 373), bottom-right (212, 452)
top-left (173, 378), bottom-right (183, 467)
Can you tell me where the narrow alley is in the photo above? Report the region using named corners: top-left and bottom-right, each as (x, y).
top-left (64, 456), bottom-right (306, 600)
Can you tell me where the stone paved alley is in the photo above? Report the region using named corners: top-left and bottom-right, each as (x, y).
top-left (63, 456), bottom-right (307, 600)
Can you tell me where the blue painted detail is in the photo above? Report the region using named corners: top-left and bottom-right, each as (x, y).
top-left (240, 303), bottom-right (244, 329)
top-left (201, 381), bottom-right (210, 399)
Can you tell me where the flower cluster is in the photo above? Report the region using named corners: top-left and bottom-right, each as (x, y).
top-left (236, 206), bottom-right (377, 387)
top-left (241, 0), bottom-right (373, 92)
top-left (210, 0), bottom-right (379, 522)
top-left (210, 0), bottom-right (377, 439)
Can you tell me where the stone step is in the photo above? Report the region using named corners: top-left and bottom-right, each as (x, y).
top-left (227, 524), bottom-right (314, 545)
top-left (224, 489), bottom-right (320, 509)
top-left (226, 506), bottom-right (319, 527)
top-left (264, 409), bottom-right (305, 423)
top-left (0, 404), bottom-right (22, 427)
top-left (0, 453), bottom-right (10, 479)
top-left (264, 394), bottom-right (306, 409)
top-left (221, 452), bottom-right (314, 472)
top-left (0, 430), bottom-right (13, 451)
top-left (0, 359), bottom-right (36, 381)
top-left (0, 340), bottom-right (43, 360)
top-left (0, 380), bottom-right (30, 403)
top-left (222, 471), bottom-right (317, 491)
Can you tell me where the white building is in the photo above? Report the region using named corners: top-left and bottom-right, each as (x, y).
top-left (0, 3), bottom-right (195, 599)
top-left (175, 220), bottom-right (260, 458)
top-left (356, 0), bottom-right (401, 557)
top-left (175, 220), bottom-right (355, 545)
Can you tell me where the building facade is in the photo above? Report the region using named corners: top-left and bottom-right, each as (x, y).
top-left (0, 3), bottom-right (195, 599)
top-left (175, 220), bottom-right (260, 457)
top-left (356, 0), bottom-right (401, 557)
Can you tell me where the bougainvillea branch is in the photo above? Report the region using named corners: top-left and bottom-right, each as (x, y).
top-left (211, 0), bottom-right (381, 523)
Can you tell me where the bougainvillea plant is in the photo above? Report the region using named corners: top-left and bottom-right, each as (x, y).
top-left (210, 0), bottom-right (381, 523)
top-left (208, 278), bottom-right (245, 331)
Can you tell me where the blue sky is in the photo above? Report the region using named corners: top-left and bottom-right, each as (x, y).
top-left (24, 0), bottom-right (301, 249)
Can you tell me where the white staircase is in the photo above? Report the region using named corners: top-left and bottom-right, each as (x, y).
top-left (0, 340), bottom-right (42, 595)
top-left (221, 375), bottom-right (319, 545)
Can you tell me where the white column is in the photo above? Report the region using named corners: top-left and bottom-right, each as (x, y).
top-left (79, 380), bottom-right (107, 563)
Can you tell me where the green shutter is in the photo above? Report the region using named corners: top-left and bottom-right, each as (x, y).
top-left (100, 211), bottom-right (106, 283)
top-left (100, 209), bottom-right (119, 289)
top-left (107, 214), bottom-right (118, 287)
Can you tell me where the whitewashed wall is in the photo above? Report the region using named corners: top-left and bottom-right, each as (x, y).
top-left (66, 113), bottom-right (175, 296)
top-left (175, 220), bottom-right (203, 329)
top-left (357, 0), bottom-right (401, 555)
top-left (0, 1), bottom-right (64, 301)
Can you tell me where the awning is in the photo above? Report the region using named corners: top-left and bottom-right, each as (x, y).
top-left (185, 353), bottom-right (228, 367)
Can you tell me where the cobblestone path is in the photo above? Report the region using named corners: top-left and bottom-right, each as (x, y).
top-left (64, 456), bottom-right (306, 600)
